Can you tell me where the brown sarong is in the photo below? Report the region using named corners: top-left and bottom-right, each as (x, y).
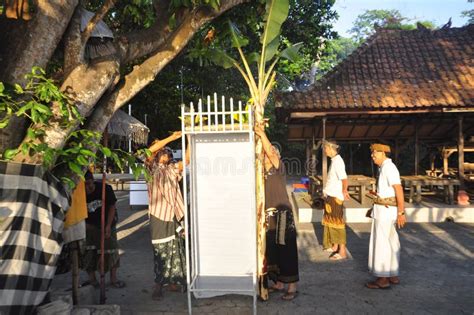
top-left (322, 196), bottom-right (345, 229)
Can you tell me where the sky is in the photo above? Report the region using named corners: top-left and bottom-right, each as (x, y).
top-left (333, 0), bottom-right (472, 37)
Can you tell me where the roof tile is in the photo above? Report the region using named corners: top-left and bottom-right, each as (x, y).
top-left (280, 26), bottom-right (474, 112)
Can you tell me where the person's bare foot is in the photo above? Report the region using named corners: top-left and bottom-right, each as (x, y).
top-left (268, 281), bottom-right (285, 292)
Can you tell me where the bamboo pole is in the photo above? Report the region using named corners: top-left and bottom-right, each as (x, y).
top-left (322, 117), bottom-right (327, 186)
top-left (458, 116), bottom-right (465, 187)
top-left (71, 240), bottom-right (79, 305)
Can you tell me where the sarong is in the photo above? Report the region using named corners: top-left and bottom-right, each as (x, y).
top-left (266, 208), bottom-right (299, 283)
top-left (150, 216), bottom-right (186, 287)
top-left (82, 224), bottom-right (120, 273)
top-left (368, 212), bottom-right (400, 277)
top-left (322, 196), bottom-right (346, 248)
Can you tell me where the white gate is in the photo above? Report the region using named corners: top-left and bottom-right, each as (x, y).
top-left (181, 94), bottom-right (257, 314)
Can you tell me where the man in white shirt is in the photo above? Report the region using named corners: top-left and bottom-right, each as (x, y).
top-left (366, 143), bottom-right (406, 289)
top-left (322, 140), bottom-right (350, 260)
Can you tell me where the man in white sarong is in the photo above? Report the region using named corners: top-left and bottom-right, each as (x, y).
top-left (366, 143), bottom-right (406, 289)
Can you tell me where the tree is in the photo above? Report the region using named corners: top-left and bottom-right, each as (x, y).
top-left (461, 10), bottom-right (474, 24)
top-left (350, 9), bottom-right (435, 42)
top-left (0, 0), bottom-right (248, 187)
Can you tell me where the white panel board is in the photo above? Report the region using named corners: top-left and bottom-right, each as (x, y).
top-left (130, 181), bottom-right (148, 206)
top-left (193, 133), bottom-right (256, 296)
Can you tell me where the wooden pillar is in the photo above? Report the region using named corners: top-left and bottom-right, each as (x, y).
top-left (458, 116), bottom-right (465, 186)
top-left (394, 140), bottom-right (399, 165)
top-left (414, 122), bottom-right (419, 176)
top-left (443, 147), bottom-right (449, 176)
top-left (305, 139), bottom-right (310, 176)
top-left (311, 123), bottom-right (317, 176)
top-left (322, 117), bottom-right (327, 187)
top-left (349, 143), bottom-right (353, 174)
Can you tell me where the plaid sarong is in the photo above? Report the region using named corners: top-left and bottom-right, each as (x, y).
top-left (0, 161), bottom-right (70, 315)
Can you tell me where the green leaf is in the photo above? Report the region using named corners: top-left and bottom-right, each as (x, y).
top-left (61, 177), bottom-right (75, 190)
top-left (33, 103), bottom-right (52, 115)
top-left (101, 147), bottom-right (112, 157)
top-left (280, 42), bottom-right (303, 62)
top-left (261, 0), bottom-right (289, 47)
top-left (247, 52), bottom-right (260, 64)
top-left (207, 49), bottom-right (237, 69)
top-left (3, 148), bottom-right (19, 160)
top-left (21, 143), bottom-right (29, 156)
top-left (76, 155), bottom-right (90, 166)
top-left (16, 102), bottom-right (33, 116)
top-left (68, 161), bottom-right (82, 176)
top-left (264, 37), bottom-right (280, 62)
top-left (14, 84), bottom-right (24, 94)
top-left (0, 119), bottom-right (9, 128)
top-left (80, 149), bottom-right (96, 158)
top-left (0, 82), bottom-right (4, 94)
top-left (228, 21), bottom-right (249, 48)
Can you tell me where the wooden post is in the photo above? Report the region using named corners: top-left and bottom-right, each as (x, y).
top-left (443, 147), bottom-right (449, 176)
top-left (458, 116), bottom-right (465, 186)
top-left (305, 139), bottom-right (310, 176)
top-left (349, 143), bottom-right (353, 174)
top-left (414, 122), bottom-right (419, 176)
top-left (394, 140), bottom-right (399, 165)
top-left (71, 241), bottom-right (79, 305)
top-left (311, 123), bottom-right (317, 176)
top-left (322, 117), bottom-right (327, 187)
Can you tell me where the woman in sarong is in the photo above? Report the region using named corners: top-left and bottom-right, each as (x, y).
top-left (145, 131), bottom-right (188, 300)
top-left (255, 125), bottom-right (299, 301)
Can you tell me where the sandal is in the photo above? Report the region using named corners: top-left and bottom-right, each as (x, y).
top-left (389, 277), bottom-right (400, 285)
top-left (110, 280), bottom-right (126, 288)
top-left (365, 280), bottom-right (391, 289)
top-left (281, 291), bottom-right (298, 301)
top-left (329, 253), bottom-right (347, 260)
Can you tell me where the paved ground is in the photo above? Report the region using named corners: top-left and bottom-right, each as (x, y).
top-left (51, 191), bottom-right (474, 314)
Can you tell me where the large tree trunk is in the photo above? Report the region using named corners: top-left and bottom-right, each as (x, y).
top-left (0, 0), bottom-right (78, 152)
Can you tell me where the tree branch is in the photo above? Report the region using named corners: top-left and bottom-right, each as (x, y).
top-left (13, 59), bottom-right (120, 163)
top-left (81, 0), bottom-right (116, 44)
top-left (118, 0), bottom-right (246, 64)
top-left (86, 0), bottom-right (248, 134)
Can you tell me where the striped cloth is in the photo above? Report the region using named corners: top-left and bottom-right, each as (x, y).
top-left (146, 160), bottom-right (184, 222)
top-left (0, 161), bottom-right (70, 315)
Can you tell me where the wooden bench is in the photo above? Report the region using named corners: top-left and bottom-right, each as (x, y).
top-left (400, 175), bottom-right (461, 205)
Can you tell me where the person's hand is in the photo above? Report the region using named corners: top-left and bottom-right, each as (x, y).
top-left (105, 225), bottom-right (111, 239)
top-left (343, 190), bottom-right (350, 201)
top-left (397, 213), bottom-right (406, 229)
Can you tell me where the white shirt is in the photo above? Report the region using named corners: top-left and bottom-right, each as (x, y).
top-left (323, 154), bottom-right (347, 200)
top-left (376, 158), bottom-right (401, 198)
top-left (374, 158), bottom-right (401, 221)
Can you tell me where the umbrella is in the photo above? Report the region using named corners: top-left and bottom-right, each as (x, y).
top-left (108, 110), bottom-right (150, 145)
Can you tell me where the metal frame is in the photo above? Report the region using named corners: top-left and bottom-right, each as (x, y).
top-left (181, 94), bottom-right (257, 315)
